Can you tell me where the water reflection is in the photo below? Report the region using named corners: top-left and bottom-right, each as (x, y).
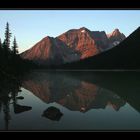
top-left (22, 71), bottom-right (126, 112)
top-left (1, 70), bottom-right (140, 130)
top-left (0, 79), bottom-right (32, 130)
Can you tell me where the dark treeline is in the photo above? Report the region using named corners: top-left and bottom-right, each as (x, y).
top-left (0, 22), bottom-right (35, 80)
top-left (0, 23), bottom-right (35, 128)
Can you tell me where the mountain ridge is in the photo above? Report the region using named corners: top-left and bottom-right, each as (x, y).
top-left (57, 27), bottom-right (140, 69)
top-left (21, 27), bottom-right (126, 66)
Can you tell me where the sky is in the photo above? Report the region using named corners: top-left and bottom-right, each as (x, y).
top-left (0, 10), bottom-right (140, 53)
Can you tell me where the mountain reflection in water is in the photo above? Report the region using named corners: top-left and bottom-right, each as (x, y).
top-left (1, 70), bottom-right (140, 130)
top-left (22, 71), bottom-right (126, 112)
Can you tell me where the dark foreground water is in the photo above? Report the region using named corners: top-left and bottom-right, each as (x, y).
top-left (0, 70), bottom-right (140, 131)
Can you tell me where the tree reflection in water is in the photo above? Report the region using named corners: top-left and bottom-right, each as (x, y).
top-left (1, 71), bottom-right (140, 130)
top-left (0, 79), bottom-right (32, 130)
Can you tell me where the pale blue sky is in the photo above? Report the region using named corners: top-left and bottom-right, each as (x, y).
top-left (0, 10), bottom-right (140, 53)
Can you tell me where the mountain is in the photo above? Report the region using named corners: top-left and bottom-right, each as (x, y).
top-left (21, 36), bottom-right (80, 65)
top-left (57, 27), bottom-right (109, 59)
top-left (57, 27), bottom-right (140, 69)
top-left (107, 28), bottom-right (126, 47)
top-left (21, 27), bottom-right (125, 66)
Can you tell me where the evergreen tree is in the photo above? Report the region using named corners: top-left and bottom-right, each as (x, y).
top-left (0, 38), bottom-right (2, 56)
top-left (12, 37), bottom-right (18, 55)
top-left (4, 22), bottom-right (12, 52)
top-left (3, 39), bottom-right (8, 57)
top-left (0, 38), bottom-right (2, 63)
top-left (0, 38), bottom-right (2, 49)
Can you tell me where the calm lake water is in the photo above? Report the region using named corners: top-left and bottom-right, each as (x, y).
top-left (0, 70), bottom-right (140, 131)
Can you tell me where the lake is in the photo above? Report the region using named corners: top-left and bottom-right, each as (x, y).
top-left (0, 70), bottom-right (140, 131)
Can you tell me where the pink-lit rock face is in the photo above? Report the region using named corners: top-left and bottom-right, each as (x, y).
top-left (107, 28), bottom-right (126, 47)
top-left (21, 36), bottom-right (80, 65)
top-left (58, 27), bottom-right (110, 59)
top-left (21, 27), bottom-right (125, 66)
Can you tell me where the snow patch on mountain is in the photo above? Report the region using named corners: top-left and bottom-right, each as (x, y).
top-left (81, 30), bottom-right (85, 33)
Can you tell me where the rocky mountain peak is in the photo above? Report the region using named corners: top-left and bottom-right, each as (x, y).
top-left (21, 27), bottom-right (126, 66)
top-left (107, 28), bottom-right (126, 47)
top-left (112, 28), bottom-right (121, 36)
top-left (107, 28), bottom-right (121, 38)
